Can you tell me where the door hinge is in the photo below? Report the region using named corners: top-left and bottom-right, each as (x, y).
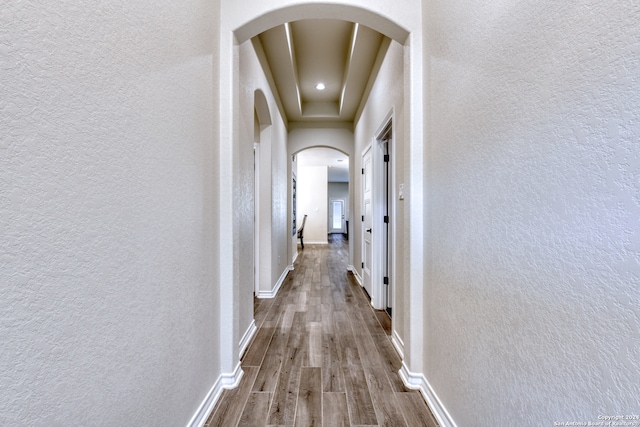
top-left (362, 262), bottom-right (365, 268)
top-left (384, 154), bottom-right (390, 162)
top-left (384, 215), bottom-right (390, 223)
top-left (384, 276), bottom-right (389, 285)
top-left (362, 168), bottom-right (365, 174)
top-left (362, 215), bottom-right (365, 222)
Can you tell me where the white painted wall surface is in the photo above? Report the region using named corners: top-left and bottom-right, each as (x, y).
top-left (354, 40), bottom-right (406, 350)
top-left (297, 166), bottom-right (329, 244)
top-left (424, 0), bottom-right (640, 425)
top-left (288, 125), bottom-right (355, 158)
top-left (1, 1), bottom-right (221, 425)
top-left (239, 42), bottom-right (289, 301)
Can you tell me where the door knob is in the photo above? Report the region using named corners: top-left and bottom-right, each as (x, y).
top-left (366, 228), bottom-right (372, 233)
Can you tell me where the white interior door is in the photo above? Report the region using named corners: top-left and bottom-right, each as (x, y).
top-left (362, 147), bottom-right (372, 296)
top-left (329, 199), bottom-right (345, 233)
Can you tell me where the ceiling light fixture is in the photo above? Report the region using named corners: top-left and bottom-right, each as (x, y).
top-left (315, 83), bottom-right (326, 91)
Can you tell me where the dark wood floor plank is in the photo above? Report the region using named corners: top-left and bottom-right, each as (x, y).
top-left (355, 333), bottom-right (408, 427)
top-left (396, 392), bottom-right (440, 427)
top-left (308, 296), bottom-right (322, 322)
top-left (206, 366), bottom-right (259, 427)
top-left (308, 321), bottom-right (322, 367)
top-left (254, 294), bottom-right (278, 328)
top-left (335, 312), bottom-right (378, 425)
top-left (252, 310), bottom-right (289, 392)
top-left (322, 332), bottom-right (345, 392)
top-left (322, 392), bottom-right (350, 427)
top-left (243, 319), bottom-right (278, 367)
top-left (374, 310), bottom-right (392, 335)
top-left (294, 367), bottom-right (322, 427)
top-left (373, 332), bottom-right (409, 392)
top-left (238, 392), bottom-right (272, 427)
top-left (268, 311), bottom-right (308, 425)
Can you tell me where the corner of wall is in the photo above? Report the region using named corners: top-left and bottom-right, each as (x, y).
top-left (256, 265), bottom-right (290, 299)
top-left (399, 363), bottom-right (457, 427)
top-left (186, 363), bottom-right (244, 427)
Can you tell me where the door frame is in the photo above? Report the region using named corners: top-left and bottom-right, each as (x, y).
top-left (254, 142), bottom-right (260, 296)
top-left (361, 144), bottom-right (373, 297)
top-left (369, 112), bottom-right (395, 312)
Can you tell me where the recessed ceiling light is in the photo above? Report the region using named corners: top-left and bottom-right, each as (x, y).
top-left (315, 83), bottom-right (326, 91)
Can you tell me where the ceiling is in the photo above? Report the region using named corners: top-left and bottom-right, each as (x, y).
top-left (252, 19), bottom-right (390, 125)
top-left (297, 148), bottom-right (349, 182)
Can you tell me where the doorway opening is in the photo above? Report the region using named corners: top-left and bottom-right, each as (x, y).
top-left (294, 147), bottom-right (350, 249)
top-left (361, 115), bottom-right (394, 316)
top-left (378, 120), bottom-right (393, 317)
top-left (329, 199), bottom-right (346, 234)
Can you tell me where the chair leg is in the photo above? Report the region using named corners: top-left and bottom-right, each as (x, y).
top-left (300, 236), bottom-right (304, 250)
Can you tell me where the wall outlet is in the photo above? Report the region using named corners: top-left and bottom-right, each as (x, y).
top-left (399, 184), bottom-right (405, 200)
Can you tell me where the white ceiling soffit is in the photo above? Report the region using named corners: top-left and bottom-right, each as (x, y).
top-left (253, 19), bottom-right (389, 125)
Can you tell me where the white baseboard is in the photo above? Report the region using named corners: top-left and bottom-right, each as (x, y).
top-left (256, 267), bottom-right (290, 299)
top-left (292, 250), bottom-right (299, 264)
top-left (399, 362), bottom-right (457, 427)
top-left (239, 320), bottom-right (257, 359)
top-left (304, 241), bottom-right (328, 245)
top-left (391, 330), bottom-right (405, 360)
top-left (186, 362), bottom-right (244, 427)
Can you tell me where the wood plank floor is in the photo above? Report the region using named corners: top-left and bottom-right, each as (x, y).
top-left (206, 234), bottom-right (439, 427)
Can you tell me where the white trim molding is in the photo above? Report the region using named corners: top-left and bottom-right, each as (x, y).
top-left (391, 330), bottom-right (405, 360)
top-left (399, 362), bottom-right (457, 427)
top-left (239, 320), bottom-right (257, 359)
top-left (186, 362), bottom-right (244, 427)
top-left (256, 267), bottom-right (290, 299)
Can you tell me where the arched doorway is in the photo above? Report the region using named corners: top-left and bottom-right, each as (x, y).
top-left (218, 0), bottom-right (427, 397)
top-left (292, 147), bottom-right (350, 248)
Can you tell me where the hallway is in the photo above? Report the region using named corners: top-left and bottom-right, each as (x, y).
top-left (206, 235), bottom-right (438, 426)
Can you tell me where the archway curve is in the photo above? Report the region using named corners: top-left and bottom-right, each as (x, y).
top-left (292, 145), bottom-right (349, 158)
top-left (254, 89), bottom-right (272, 129)
top-left (288, 126), bottom-right (355, 161)
top-left (234, 3), bottom-right (410, 45)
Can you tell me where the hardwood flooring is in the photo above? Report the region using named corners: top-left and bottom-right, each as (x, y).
top-left (206, 234), bottom-right (439, 427)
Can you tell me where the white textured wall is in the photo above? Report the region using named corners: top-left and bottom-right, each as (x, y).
top-left (424, 0), bottom-right (640, 425)
top-left (354, 40), bottom-right (405, 347)
top-left (0, 1), bottom-right (221, 425)
top-left (288, 125), bottom-right (355, 158)
top-left (239, 41), bottom-right (288, 302)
